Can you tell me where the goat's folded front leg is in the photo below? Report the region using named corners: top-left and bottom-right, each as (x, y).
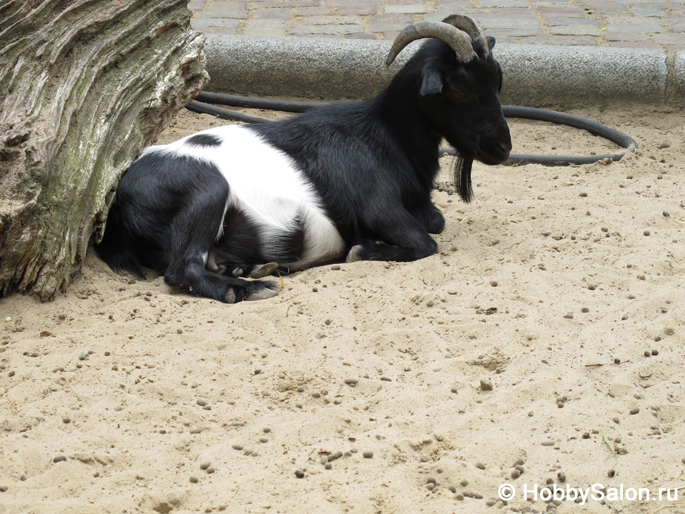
top-left (346, 209), bottom-right (438, 263)
top-left (411, 202), bottom-right (445, 234)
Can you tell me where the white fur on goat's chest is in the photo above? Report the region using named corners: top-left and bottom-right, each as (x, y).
top-left (148, 125), bottom-right (345, 269)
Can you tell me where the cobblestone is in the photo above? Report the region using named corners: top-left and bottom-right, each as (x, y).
top-left (190, 0), bottom-right (685, 49)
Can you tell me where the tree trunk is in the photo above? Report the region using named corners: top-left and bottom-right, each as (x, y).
top-left (0, 0), bottom-right (209, 300)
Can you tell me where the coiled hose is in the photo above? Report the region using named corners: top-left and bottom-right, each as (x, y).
top-left (187, 92), bottom-right (638, 166)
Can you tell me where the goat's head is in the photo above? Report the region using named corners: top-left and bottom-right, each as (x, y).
top-left (387, 16), bottom-right (512, 202)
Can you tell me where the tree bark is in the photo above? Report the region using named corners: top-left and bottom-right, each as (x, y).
top-left (0, 0), bottom-right (209, 300)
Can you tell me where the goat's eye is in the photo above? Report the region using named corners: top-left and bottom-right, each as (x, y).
top-left (447, 83), bottom-right (473, 101)
top-left (451, 89), bottom-right (475, 103)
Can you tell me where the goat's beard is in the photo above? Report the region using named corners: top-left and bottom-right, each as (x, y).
top-left (453, 155), bottom-right (474, 203)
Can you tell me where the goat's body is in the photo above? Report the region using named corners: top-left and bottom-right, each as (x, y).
top-left (146, 126), bottom-right (346, 270)
top-left (97, 33), bottom-right (512, 303)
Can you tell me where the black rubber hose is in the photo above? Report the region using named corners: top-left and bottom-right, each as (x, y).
top-left (195, 92), bottom-right (324, 113)
top-left (188, 93), bottom-right (638, 166)
top-left (186, 100), bottom-right (270, 124)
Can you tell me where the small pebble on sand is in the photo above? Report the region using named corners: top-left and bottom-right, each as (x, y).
top-left (475, 462), bottom-right (485, 470)
top-left (196, 399), bottom-right (207, 407)
top-left (189, 476), bottom-right (199, 483)
top-left (630, 408), bottom-right (640, 415)
top-left (363, 451), bottom-right (373, 459)
top-left (231, 444), bottom-right (243, 451)
top-left (480, 379), bottom-right (493, 391)
top-left (608, 469), bottom-right (615, 477)
top-left (652, 349), bottom-right (659, 356)
top-left (200, 461), bottom-right (211, 470)
top-left (295, 470), bottom-right (305, 479)
top-left (53, 456), bottom-right (66, 463)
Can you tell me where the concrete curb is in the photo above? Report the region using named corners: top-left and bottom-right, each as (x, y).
top-left (204, 35), bottom-right (685, 108)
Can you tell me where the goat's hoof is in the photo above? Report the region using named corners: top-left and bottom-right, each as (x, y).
top-left (245, 281), bottom-right (280, 301)
top-left (345, 245), bottom-right (364, 263)
top-left (250, 262), bottom-right (278, 279)
top-left (225, 288), bottom-right (237, 304)
top-left (231, 267), bottom-right (244, 277)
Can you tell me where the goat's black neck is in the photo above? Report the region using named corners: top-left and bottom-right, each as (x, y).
top-left (369, 71), bottom-right (442, 185)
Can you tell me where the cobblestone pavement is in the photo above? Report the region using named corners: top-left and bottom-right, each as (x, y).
top-left (189, 0), bottom-right (685, 50)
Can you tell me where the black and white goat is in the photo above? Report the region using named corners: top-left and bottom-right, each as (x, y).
top-left (96, 16), bottom-right (512, 303)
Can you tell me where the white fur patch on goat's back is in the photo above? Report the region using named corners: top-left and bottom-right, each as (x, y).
top-left (142, 125), bottom-right (346, 268)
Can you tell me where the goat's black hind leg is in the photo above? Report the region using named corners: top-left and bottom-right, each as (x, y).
top-left (226, 262), bottom-right (279, 279)
top-left (165, 262), bottom-right (279, 303)
top-left (206, 254), bottom-right (279, 279)
top-left (159, 172), bottom-right (279, 302)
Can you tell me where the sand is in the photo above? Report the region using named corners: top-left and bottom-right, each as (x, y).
top-left (1, 105), bottom-right (684, 514)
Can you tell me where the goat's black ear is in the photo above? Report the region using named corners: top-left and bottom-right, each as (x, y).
top-left (420, 66), bottom-right (443, 96)
top-left (487, 36), bottom-right (496, 51)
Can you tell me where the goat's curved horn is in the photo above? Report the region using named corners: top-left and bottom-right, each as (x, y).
top-left (385, 21), bottom-right (476, 66)
top-left (442, 15), bottom-right (489, 56)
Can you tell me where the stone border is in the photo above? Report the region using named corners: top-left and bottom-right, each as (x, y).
top-left (204, 35), bottom-right (685, 107)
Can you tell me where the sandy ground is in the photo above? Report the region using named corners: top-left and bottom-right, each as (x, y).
top-left (1, 105), bottom-right (684, 514)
